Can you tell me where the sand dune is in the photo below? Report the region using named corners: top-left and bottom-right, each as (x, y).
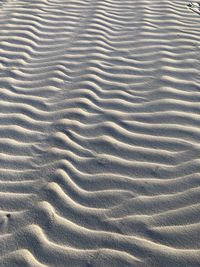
top-left (0, 0), bottom-right (200, 266)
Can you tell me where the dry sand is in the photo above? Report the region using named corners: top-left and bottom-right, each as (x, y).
top-left (0, 0), bottom-right (200, 266)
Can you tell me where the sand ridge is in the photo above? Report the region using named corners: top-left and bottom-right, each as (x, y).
top-left (0, 0), bottom-right (200, 266)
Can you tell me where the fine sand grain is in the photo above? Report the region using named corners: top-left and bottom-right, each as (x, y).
top-left (0, 0), bottom-right (200, 266)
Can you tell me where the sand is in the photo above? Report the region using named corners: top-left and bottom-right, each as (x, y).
top-left (0, 0), bottom-right (200, 266)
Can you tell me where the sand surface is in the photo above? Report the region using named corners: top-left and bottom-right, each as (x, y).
top-left (0, 0), bottom-right (200, 266)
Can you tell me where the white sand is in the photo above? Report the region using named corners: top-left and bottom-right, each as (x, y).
top-left (0, 0), bottom-right (200, 266)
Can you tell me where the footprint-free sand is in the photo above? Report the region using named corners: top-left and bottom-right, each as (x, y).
top-left (0, 0), bottom-right (200, 266)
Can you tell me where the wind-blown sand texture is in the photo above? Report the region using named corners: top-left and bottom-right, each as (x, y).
top-left (0, 0), bottom-right (200, 266)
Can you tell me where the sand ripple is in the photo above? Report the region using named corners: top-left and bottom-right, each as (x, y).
top-left (0, 0), bottom-right (200, 266)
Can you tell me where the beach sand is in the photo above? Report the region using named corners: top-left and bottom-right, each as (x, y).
top-left (0, 0), bottom-right (200, 266)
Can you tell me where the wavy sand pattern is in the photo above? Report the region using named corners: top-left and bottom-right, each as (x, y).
top-left (0, 0), bottom-right (200, 266)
